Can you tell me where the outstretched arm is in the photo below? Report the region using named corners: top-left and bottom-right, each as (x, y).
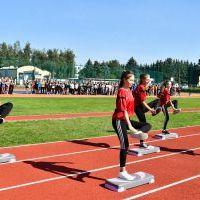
top-left (168, 100), bottom-right (176, 110)
top-left (142, 101), bottom-right (155, 114)
top-left (124, 110), bottom-right (138, 133)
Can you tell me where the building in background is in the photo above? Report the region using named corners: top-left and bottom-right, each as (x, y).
top-left (74, 64), bottom-right (84, 78)
top-left (17, 66), bottom-right (51, 85)
top-left (0, 66), bottom-right (17, 79)
top-left (0, 65), bottom-right (51, 85)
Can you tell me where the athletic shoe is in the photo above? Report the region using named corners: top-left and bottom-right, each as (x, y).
top-left (118, 171), bottom-right (134, 181)
top-left (162, 129), bottom-right (170, 134)
top-left (130, 130), bottom-right (143, 137)
top-left (152, 107), bottom-right (162, 116)
top-left (139, 143), bottom-right (149, 148)
top-left (173, 108), bottom-right (181, 115)
top-left (0, 118), bottom-right (5, 124)
top-left (131, 131), bottom-right (148, 140)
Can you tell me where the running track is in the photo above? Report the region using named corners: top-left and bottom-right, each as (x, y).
top-left (0, 125), bottom-right (200, 200)
top-left (5, 108), bottom-right (200, 122)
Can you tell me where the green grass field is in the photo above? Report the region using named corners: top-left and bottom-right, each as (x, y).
top-left (0, 97), bottom-right (200, 147)
top-left (0, 97), bottom-right (199, 116)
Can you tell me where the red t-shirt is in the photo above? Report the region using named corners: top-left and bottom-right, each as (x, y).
top-left (112, 88), bottom-right (134, 120)
top-left (133, 84), bottom-right (147, 107)
top-left (160, 88), bottom-right (171, 106)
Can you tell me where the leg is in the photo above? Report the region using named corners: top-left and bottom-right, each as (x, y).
top-left (130, 120), bottom-right (152, 133)
top-left (0, 102), bottom-right (13, 118)
top-left (130, 120), bottom-right (152, 147)
top-left (112, 120), bottom-right (134, 180)
top-left (112, 120), bottom-right (129, 168)
top-left (162, 105), bottom-right (169, 131)
top-left (134, 106), bottom-right (147, 123)
top-left (166, 100), bottom-right (181, 115)
top-left (171, 100), bottom-right (178, 109)
top-left (143, 99), bottom-right (160, 113)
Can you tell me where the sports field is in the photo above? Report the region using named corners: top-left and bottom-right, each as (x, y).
top-left (0, 95), bottom-right (200, 199)
top-left (0, 96), bottom-right (199, 147)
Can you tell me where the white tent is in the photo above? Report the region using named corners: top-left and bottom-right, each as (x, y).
top-left (17, 66), bottom-right (51, 85)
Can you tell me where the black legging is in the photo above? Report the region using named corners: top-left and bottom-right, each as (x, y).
top-left (112, 119), bottom-right (151, 167)
top-left (134, 99), bottom-right (160, 123)
top-left (0, 102), bottom-right (13, 118)
top-left (162, 100), bottom-right (178, 130)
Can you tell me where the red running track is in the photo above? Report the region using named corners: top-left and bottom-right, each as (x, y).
top-left (0, 125), bottom-right (200, 200)
top-left (4, 108), bottom-right (200, 122)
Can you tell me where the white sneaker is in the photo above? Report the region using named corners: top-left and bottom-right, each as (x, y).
top-left (118, 171), bottom-right (134, 181)
top-left (130, 131), bottom-right (142, 138)
top-left (173, 108), bottom-right (181, 115)
top-left (131, 131), bottom-right (148, 140)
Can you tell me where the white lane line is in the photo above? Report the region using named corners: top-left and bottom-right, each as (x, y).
top-left (0, 146), bottom-right (200, 192)
top-left (0, 135), bottom-right (114, 149)
top-left (1, 132), bottom-right (200, 166)
top-left (1, 125), bottom-right (200, 149)
top-left (124, 174), bottom-right (200, 200)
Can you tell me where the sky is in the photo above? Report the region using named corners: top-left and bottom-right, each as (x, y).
top-left (0, 0), bottom-right (200, 65)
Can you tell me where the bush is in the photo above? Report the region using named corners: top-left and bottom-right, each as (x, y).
top-left (182, 87), bottom-right (200, 93)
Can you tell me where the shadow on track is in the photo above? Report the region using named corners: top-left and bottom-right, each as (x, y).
top-left (24, 161), bottom-right (105, 183)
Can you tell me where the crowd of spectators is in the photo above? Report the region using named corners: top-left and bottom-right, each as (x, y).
top-left (0, 77), bottom-right (182, 96)
top-left (25, 79), bottom-right (119, 95)
top-left (0, 77), bottom-right (15, 94)
top-left (146, 83), bottom-right (182, 96)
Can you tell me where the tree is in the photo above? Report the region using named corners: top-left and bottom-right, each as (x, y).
top-left (23, 42), bottom-right (32, 64)
top-left (79, 59), bottom-right (94, 78)
top-left (126, 57), bottom-right (137, 71)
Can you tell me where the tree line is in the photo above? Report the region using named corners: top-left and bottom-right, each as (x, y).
top-left (0, 41), bottom-right (75, 79)
top-left (0, 41), bottom-right (200, 85)
top-left (80, 57), bottom-right (200, 85)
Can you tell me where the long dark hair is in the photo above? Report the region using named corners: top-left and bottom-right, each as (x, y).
top-left (139, 74), bottom-right (149, 84)
top-left (119, 70), bottom-right (133, 88)
top-left (161, 80), bottom-right (171, 87)
top-left (160, 80), bottom-right (171, 92)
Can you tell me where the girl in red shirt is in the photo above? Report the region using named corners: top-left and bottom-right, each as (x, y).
top-left (134, 74), bottom-right (161, 123)
top-left (112, 71), bottom-right (152, 181)
top-left (159, 81), bottom-right (181, 134)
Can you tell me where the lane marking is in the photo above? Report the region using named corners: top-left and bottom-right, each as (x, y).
top-left (0, 146), bottom-right (200, 192)
top-left (1, 132), bottom-right (200, 166)
top-left (1, 125), bottom-right (200, 149)
top-left (124, 174), bottom-right (200, 200)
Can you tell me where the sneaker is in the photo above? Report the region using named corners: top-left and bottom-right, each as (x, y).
top-left (130, 130), bottom-right (143, 138)
top-left (139, 143), bottom-right (149, 148)
top-left (152, 107), bottom-right (162, 116)
top-left (131, 131), bottom-right (148, 140)
top-left (173, 108), bottom-right (181, 115)
top-left (0, 118), bottom-right (5, 124)
top-left (118, 171), bottom-right (134, 181)
top-left (162, 130), bottom-right (170, 135)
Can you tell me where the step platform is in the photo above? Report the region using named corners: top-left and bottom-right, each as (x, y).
top-left (128, 145), bottom-right (160, 156)
top-left (105, 172), bottom-right (155, 192)
top-left (0, 153), bottom-right (16, 163)
top-left (154, 132), bottom-right (178, 140)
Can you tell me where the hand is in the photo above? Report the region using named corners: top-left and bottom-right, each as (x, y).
top-left (150, 109), bottom-right (156, 114)
top-left (129, 126), bottom-right (138, 134)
